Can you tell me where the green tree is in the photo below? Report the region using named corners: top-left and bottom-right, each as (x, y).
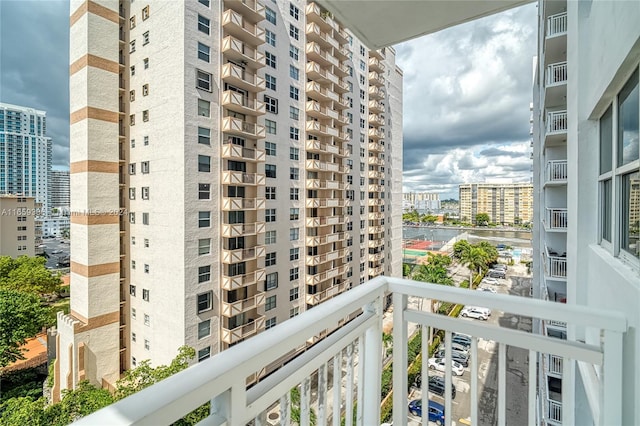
top-left (459, 246), bottom-right (489, 288)
top-left (402, 263), bottom-right (412, 277)
top-left (0, 289), bottom-right (49, 367)
top-left (0, 396), bottom-right (47, 425)
top-left (475, 213), bottom-right (491, 226)
top-left (44, 381), bottom-right (115, 425)
top-left (290, 386), bottom-right (317, 425)
top-left (452, 239), bottom-right (471, 260)
top-left (0, 256), bottom-right (62, 295)
top-left (477, 241), bottom-right (498, 265)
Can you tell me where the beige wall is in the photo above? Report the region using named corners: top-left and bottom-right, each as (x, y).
top-left (0, 196), bottom-right (36, 258)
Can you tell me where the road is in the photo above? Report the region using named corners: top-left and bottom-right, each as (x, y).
top-left (40, 237), bottom-right (71, 269)
top-left (407, 261), bottom-right (533, 425)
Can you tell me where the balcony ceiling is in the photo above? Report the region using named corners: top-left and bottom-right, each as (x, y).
top-left (317, 0), bottom-right (535, 49)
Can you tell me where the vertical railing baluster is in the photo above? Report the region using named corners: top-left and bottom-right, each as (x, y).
top-left (392, 293), bottom-right (408, 425)
top-left (356, 337), bottom-right (364, 425)
top-left (444, 330), bottom-right (452, 426)
top-left (362, 297), bottom-right (382, 426)
top-left (498, 343), bottom-right (506, 426)
top-left (317, 363), bottom-right (327, 425)
top-left (301, 379), bottom-right (311, 426)
top-left (421, 324), bottom-right (428, 426)
top-left (528, 350), bottom-right (537, 426)
top-left (333, 353), bottom-right (341, 426)
top-left (254, 410), bottom-right (266, 426)
top-left (280, 393), bottom-right (290, 426)
top-left (345, 343), bottom-right (354, 426)
top-left (602, 329), bottom-right (624, 424)
top-left (471, 337), bottom-right (478, 425)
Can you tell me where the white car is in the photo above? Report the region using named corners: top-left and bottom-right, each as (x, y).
top-left (477, 287), bottom-right (497, 293)
top-left (482, 277), bottom-right (499, 285)
top-left (428, 357), bottom-right (465, 376)
top-left (460, 307), bottom-right (489, 320)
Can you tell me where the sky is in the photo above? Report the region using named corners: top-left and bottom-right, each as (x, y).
top-left (0, 1), bottom-right (536, 198)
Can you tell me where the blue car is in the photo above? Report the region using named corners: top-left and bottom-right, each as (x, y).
top-left (408, 399), bottom-right (445, 425)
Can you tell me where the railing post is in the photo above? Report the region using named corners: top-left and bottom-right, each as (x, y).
top-left (362, 297), bottom-right (382, 426)
top-left (601, 330), bottom-right (623, 425)
top-left (392, 292), bottom-right (408, 426)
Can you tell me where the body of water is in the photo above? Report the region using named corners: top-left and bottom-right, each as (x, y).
top-left (403, 226), bottom-right (532, 249)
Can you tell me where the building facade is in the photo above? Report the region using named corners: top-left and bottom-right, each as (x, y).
top-left (0, 103), bottom-right (52, 215)
top-left (50, 170), bottom-right (71, 210)
top-left (0, 195), bottom-right (36, 258)
top-left (532, 0), bottom-right (640, 424)
top-left (458, 182), bottom-right (533, 225)
top-left (54, 0), bottom-right (402, 398)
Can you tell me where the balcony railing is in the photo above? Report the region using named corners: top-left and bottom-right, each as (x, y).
top-left (546, 208), bottom-right (568, 230)
top-left (546, 61), bottom-right (567, 86)
top-left (546, 354), bottom-right (563, 377)
top-left (547, 110), bottom-right (567, 134)
top-left (547, 12), bottom-right (567, 37)
top-left (547, 160), bottom-right (567, 182)
top-left (77, 276), bottom-right (626, 426)
top-left (544, 247), bottom-right (567, 278)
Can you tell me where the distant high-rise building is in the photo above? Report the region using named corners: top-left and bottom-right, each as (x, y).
top-left (458, 182), bottom-right (533, 225)
top-left (54, 0), bottom-right (403, 399)
top-left (50, 170), bottom-right (70, 210)
top-left (0, 103), bottom-right (52, 215)
top-left (0, 195), bottom-right (36, 257)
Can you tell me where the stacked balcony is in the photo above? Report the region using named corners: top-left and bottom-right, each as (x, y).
top-left (220, 0), bottom-right (266, 348)
top-left (305, 2), bottom-right (350, 308)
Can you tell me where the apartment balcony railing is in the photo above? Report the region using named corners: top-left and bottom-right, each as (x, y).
top-left (222, 116), bottom-right (265, 139)
top-left (305, 280), bottom-right (349, 305)
top-left (369, 265), bottom-right (384, 276)
top-left (547, 12), bottom-right (567, 37)
top-left (221, 197), bottom-right (265, 211)
top-left (368, 170), bottom-right (384, 179)
top-left (306, 22), bottom-right (339, 50)
top-left (78, 277), bottom-right (626, 426)
top-left (305, 248), bottom-right (348, 266)
top-left (306, 61), bottom-right (339, 85)
top-left (221, 90), bottom-right (266, 116)
top-left (221, 63), bottom-right (265, 92)
top-left (306, 100), bottom-right (339, 120)
top-left (368, 142), bottom-right (383, 152)
top-left (221, 142), bottom-right (265, 162)
top-left (305, 215), bottom-right (347, 228)
top-left (546, 354), bottom-right (563, 378)
top-left (221, 292), bottom-right (265, 318)
top-left (370, 49), bottom-right (385, 60)
top-left (368, 238), bottom-right (384, 248)
top-left (546, 208), bottom-right (568, 230)
top-left (305, 231), bottom-right (345, 246)
top-left (221, 36), bottom-right (265, 69)
top-left (306, 81), bottom-right (338, 102)
top-left (306, 120), bottom-right (339, 138)
top-left (221, 9), bottom-right (265, 46)
top-left (368, 156), bottom-right (384, 166)
top-left (221, 171), bottom-right (265, 186)
top-left (305, 159), bottom-right (348, 174)
top-left (224, 0), bottom-right (265, 24)
top-left (222, 245), bottom-right (265, 264)
top-left (221, 221), bottom-right (264, 238)
top-left (221, 315), bottom-right (265, 345)
top-left (306, 42), bottom-right (338, 68)
top-left (546, 160), bottom-right (568, 183)
top-left (544, 247), bottom-right (567, 279)
top-left (546, 61), bottom-right (567, 86)
top-left (306, 178), bottom-right (345, 190)
top-left (305, 265), bottom-right (348, 286)
top-left (546, 110), bottom-right (567, 134)
top-left (368, 57), bottom-right (385, 72)
top-left (369, 100), bottom-right (384, 113)
top-left (368, 86), bottom-right (385, 100)
top-left (305, 198), bottom-right (346, 209)
top-left (368, 114), bottom-right (384, 127)
top-left (368, 71), bottom-right (385, 87)
top-left (368, 127), bottom-right (384, 139)
top-left (334, 80), bottom-right (350, 94)
top-left (221, 269), bottom-right (266, 291)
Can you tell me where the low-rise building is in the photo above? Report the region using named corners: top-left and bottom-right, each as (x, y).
top-left (0, 195), bottom-right (37, 257)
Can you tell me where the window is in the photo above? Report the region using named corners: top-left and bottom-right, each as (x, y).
top-left (142, 5), bottom-right (150, 20)
top-left (198, 238), bottom-right (211, 255)
top-left (141, 187), bottom-right (149, 200)
top-left (197, 292), bottom-right (212, 313)
top-left (197, 70), bottom-right (212, 91)
top-left (129, 285), bottom-right (136, 296)
top-left (142, 213), bottom-right (149, 225)
top-left (129, 188), bottom-right (136, 200)
top-left (289, 267), bottom-right (299, 280)
top-left (290, 248), bottom-right (299, 261)
top-left (265, 51), bottom-right (276, 68)
top-left (144, 239), bottom-right (149, 248)
top-left (132, 357), bottom-right (137, 367)
top-left (265, 230), bottom-right (276, 244)
top-left (290, 147), bottom-right (299, 160)
top-left (199, 211), bottom-right (211, 228)
top-left (265, 29), bottom-right (276, 46)
top-left (265, 317), bottom-right (277, 329)
top-left (264, 95), bottom-right (278, 114)
top-left (198, 127), bottom-right (211, 145)
top-left (198, 155), bottom-right (211, 172)
top-left (289, 126), bottom-right (299, 140)
top-left (198, 265), bottom-right (211, 283)
top-left (142, 84), bottom-right (149, 96)
top-left (266, 186), bottom-right (276, 200)
top-left (130, 90), bottom-right (136, 102)
top-left (144, 314), bottom-right (150, 326)
top-left (265, 164), bottom-right (276, 178)
top-left (130, 40), bottom-right (136, 53)
top-left (131, 138), bottom-right (136, 148)
top-left (129, 212), bottom-right (135, 224)
top-left (360, 59), bottom-right (366, 71)
top-left (142, 110), bottom-right (149, 122)
top-left (198, 42), bottom-right (210, 62)
top-left (198, 347), bottom-right (211, 362)
top-left (618, 69), bottom-right (639, 167)
top-left (289, 228), bottom-right (299, 241)
top-left (132, 332), bottom-right (137, 342)
top-left (265, 272), bottom-right (278, 290)
top-left (289, 65), bottom-right (299, 81)
top-left (289, 45), bottom-right (299, 61)
top-left (290, 208), bottom-right (299, 220)
top-left (290, 106), bottom-right (300, 120)
top-left (143, 31), bottom-right (149, 45)
top-left (289, 287), bottom-right (299, 302)
top-left (198, 15), bottom-right (210, 34)
top-left (199, 183), bottom-right (211, 199)
top-left (130, 65), bottom-right (135, 76)
top-left (198, 0), bottom-right (210, 6)
top-left (289, 3), bottom-right (299, 20)
top-left (265, 7), bottom-right (276, 24)
top-left (144, 57), bottom-right (149, 69)
top-left (143, 289), bottom-right (150, 301)
top-left (130, 16), bottom-right (136, 29)
top-left (193, 320), bottom-right (211, 341)
top-left (290, 167), bottom-right (299, 180)
top-left (265, 252), bottom-right (276, 267)
top-left (290, 188), bottom-right (299, 200)
top-left (289, 86), bottom-right (299, 100)
top-left (198, 99), bottom-right (210, 117)
top-left (141, 161), bottom-right (149, 173)
top-left (290, 307), bottom-right (299, 318)
top-left (289, 24), bottom-right (299, 40)
top-left (130, 114), bottom-right (135, 126)
top-left (132, 308), bottom-right (137, 319)
top-left (265, 74), bottom-right (276, 90)
top-left (265, 295), bottom-right (277, 311)
top-left (265, 208), bottom-right (276, 222)
top-left (265, 119), bottom-right (276, 134)
top-left (262, 141), bottom-right (276, 156)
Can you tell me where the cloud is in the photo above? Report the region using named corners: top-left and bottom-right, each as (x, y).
top-left (0, 0), bottom-right (70, 168)
top-left (396, 3), bottom-right (536, 198)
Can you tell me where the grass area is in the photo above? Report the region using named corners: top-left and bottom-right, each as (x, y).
top-left (45, 298), bottom-right (70, 327)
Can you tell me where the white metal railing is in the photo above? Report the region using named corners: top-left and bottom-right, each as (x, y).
top-left (547, 354), bottom-right (563, 376)
top-left (547, 160), bottom-right (568, 182)
top-left (546, 208), bottom-right (568, 229)
top-left (547, 12), bottom-right (567, 37)
top-left (547, 255), bottom-right (567, 278)
top-left (75, 277), bottom-right (626, 426)
top-left (547, 62), bottom-right (567, 85)
top-left (548, 399), bottom-right (563, 424)
top-left (547, 110), bottom-right (567, 134)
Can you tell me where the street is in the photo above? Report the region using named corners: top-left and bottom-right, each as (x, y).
top-left (40, 237), bottom-right (70, 269)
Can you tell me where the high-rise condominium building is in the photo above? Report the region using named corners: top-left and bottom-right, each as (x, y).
top-left (50, 170), bottom-right (70, 210)
top-left (458, 182), bottom-right (533, 225)
top-left (0, 195), bottom-right (36, 257)
top-left (0, 103), bottom-right (52, 215)
top-left (54, 0), bottom-right (402, 398)
top-left (532, 0), bottom-right (639, 423)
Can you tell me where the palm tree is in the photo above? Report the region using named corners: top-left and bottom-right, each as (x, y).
top-left (459, 246), bottom-right (489, 288)
top-left (413, 254), bottom-right (455, 343)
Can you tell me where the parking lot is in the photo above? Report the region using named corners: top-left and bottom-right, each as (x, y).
top-left (406, 262), bottom-right (532, 425)
top-left (41, 237), bottom-right (70, 269)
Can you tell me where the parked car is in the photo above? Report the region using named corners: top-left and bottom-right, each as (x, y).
top-left (493, 264), bottom-right (507, 271)
top-left (415, 374), bottom-right (457, 399)
top-left (428, 357), bottom-right (465, 376)
top-left (487, 269), bottom-right (506, 279)
top-left (451, 334), bottom-right (472, 347)
top-left (434, 350), bottom-right (469, 367)
top-left (51, 249), bottom-right (63, 254)
top-left (439, 342), bottom-right (470, 355)
top-left (460, 307), bottom-right (489, 320)
top-left (477, 287), bottom-right (497, 293)
top-left (408, 399), bottom-right (446, 424)
top-left (482, 277), bottom-right (500, 285)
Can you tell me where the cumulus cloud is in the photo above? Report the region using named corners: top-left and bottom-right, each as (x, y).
top-left (0, 0), bottom-right (70, 168)
top-left (396, 3), bottom-right (537, 198)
